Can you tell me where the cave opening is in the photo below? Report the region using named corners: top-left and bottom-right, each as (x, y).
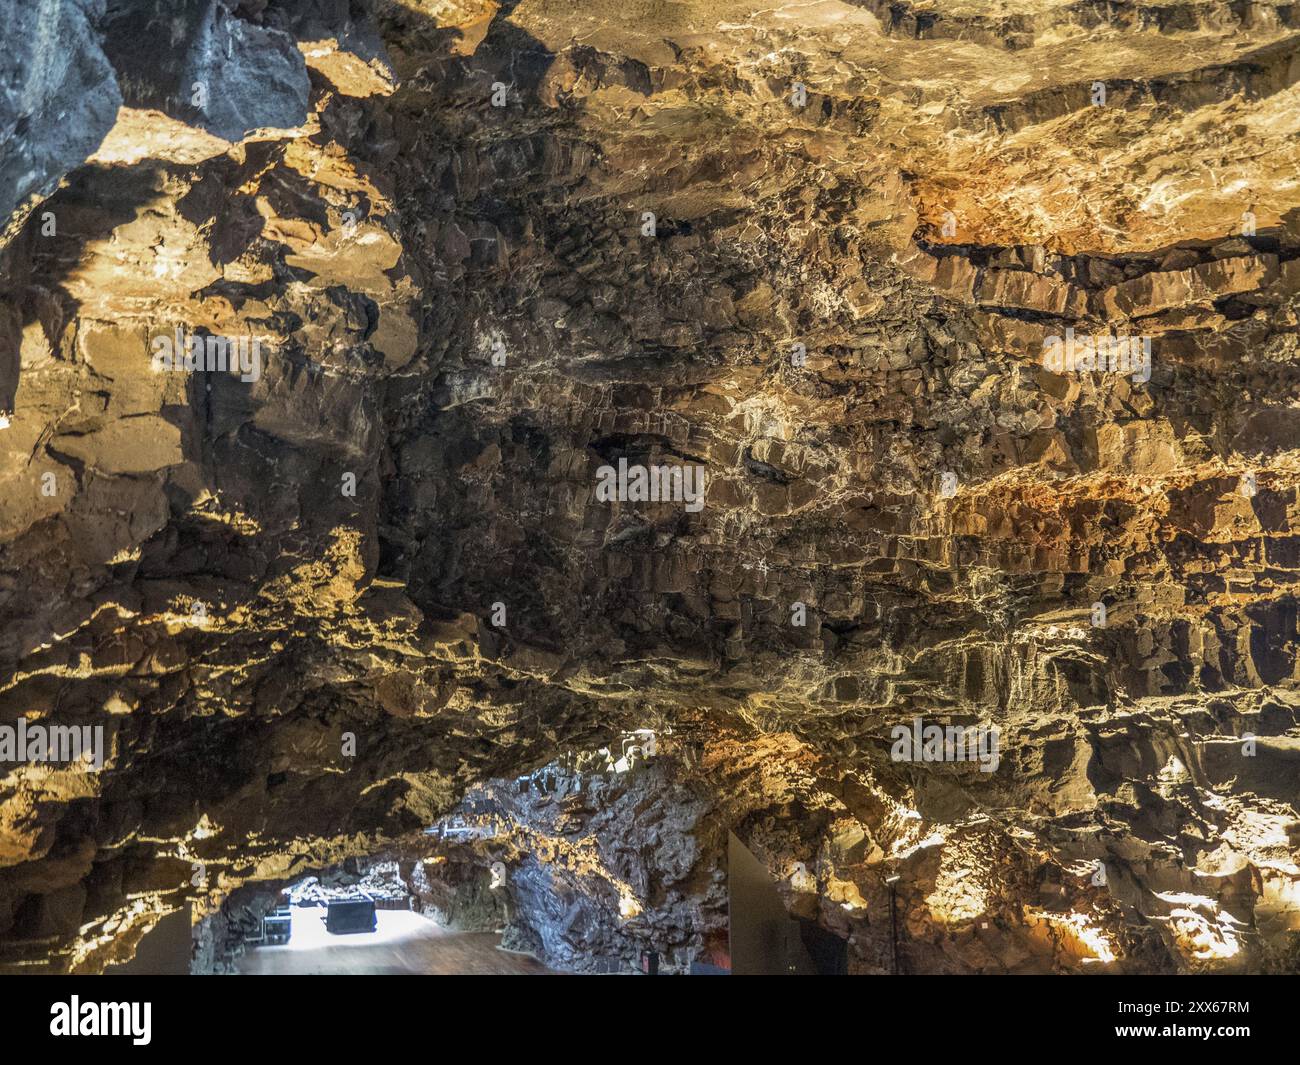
top-left (204, 857), bottom-right (554, 976)
top-left (192, 731), bottom-right (743, 975)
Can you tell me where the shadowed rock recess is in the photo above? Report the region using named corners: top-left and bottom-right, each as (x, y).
top-left (1, 0), bottom-right (1299, 976)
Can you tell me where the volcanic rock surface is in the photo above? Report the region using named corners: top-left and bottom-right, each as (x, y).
top-left (2, 0), bottom-right (1300, 974)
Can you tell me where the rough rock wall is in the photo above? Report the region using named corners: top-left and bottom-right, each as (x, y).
top-left (419, 743), bottom-right (725, 973)
top-left (2, 0), bottom-right (1300, 973)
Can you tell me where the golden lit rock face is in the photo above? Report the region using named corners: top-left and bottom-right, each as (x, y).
top-left (2, 0), bottom-right (1300, 973)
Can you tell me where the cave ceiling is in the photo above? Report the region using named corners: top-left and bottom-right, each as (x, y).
top-left (1, 0), bottom-right (1299, 975)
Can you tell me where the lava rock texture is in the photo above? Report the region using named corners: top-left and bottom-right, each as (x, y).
top-left (1, 0), bottom-right (1299, 974)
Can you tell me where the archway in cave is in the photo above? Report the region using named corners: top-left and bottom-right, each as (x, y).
top-left (190, 732), bottom-right (742, 976)
top-left (203, 858), bottom-right (553, 976)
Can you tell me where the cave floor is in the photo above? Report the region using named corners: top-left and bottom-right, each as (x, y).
top-left (234, 909), bottom-right (556, 975)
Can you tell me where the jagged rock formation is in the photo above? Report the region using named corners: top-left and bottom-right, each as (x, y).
top-left (2, 0), bottom-right (1299, 974)
top-left (427, 743), bottom-right (725, 973)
